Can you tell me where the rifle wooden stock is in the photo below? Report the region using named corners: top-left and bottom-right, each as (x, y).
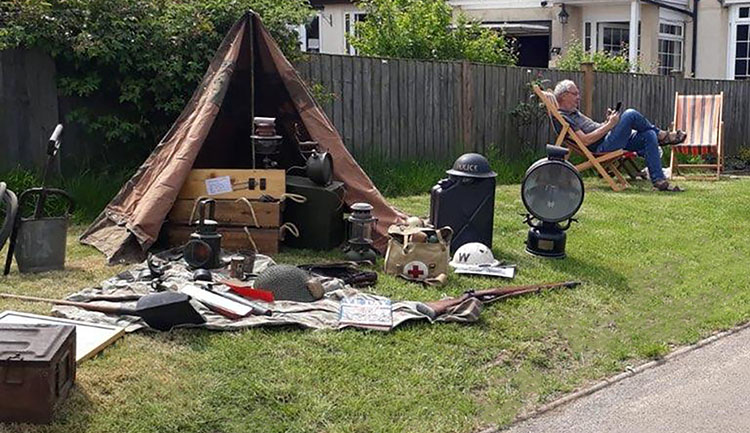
top-left (423, 281), bottom-right (580, 317)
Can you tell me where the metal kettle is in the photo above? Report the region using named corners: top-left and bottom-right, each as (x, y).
top-left (306, 150), bottom-right (333, 186)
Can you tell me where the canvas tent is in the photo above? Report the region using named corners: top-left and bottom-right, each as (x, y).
top-left (81, 11), bottom-right (406, 263)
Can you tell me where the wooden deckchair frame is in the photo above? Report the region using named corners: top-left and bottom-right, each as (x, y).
top-left (532, 84), bottom-right (629, 192)
top-left (669, 92), bottom-right (724, 180)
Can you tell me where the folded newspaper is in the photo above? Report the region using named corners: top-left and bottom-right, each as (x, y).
top-left (338, 295), bottom-right (393, 331)
top-left (453, 264), bottom-right (516, 279)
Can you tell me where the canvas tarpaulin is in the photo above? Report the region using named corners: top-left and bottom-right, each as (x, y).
top-left (51, 253), bottom-right (482, 332)
top-left (80, 11), bottom-right (405, 263)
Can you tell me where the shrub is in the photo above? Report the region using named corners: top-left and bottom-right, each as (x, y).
top-left (0, 0), bottom-right (313, 168)
top-left (349, 0), bottom-right (517, 65)
top-left (556, 40), bottom-right (636, 73)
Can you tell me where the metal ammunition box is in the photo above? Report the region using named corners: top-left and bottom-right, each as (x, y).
top-left (283, 175), bottom-right (345, 250)
top-left (0, 324), bottom-right (76, 424)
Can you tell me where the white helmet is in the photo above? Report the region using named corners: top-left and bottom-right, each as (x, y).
top-left (449, 242), bottom-right (499, 268)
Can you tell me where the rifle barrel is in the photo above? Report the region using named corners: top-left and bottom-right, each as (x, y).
top-left (422, 281), bottom-right (579, 317)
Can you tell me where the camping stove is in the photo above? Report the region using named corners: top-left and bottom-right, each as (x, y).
top-left (251, 117), bottom-right (282, 169)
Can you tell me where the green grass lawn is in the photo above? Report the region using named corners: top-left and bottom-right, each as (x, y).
top-left (1, 177), bottom-right (750, 433)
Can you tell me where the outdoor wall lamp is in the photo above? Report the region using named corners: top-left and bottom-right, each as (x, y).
top-left (521, 145), bottom-right (584, 259)
top-left (311, 5), bottom-right (333, 26)
top-left (558, 4), bottom-right (569, 25)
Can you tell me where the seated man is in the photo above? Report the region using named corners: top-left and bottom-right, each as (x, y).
top-left (553, 79), bottom-right (686, 192)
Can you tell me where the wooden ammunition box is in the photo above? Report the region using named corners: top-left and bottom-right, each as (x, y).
top-left (178, 169), bottom-right (285, 200)
top-left (168, 199), bottom-right (282, 228)
top-left (0, 324), bottom-right (76, 424)
top-left (164, 225), bottom-right (280, 255)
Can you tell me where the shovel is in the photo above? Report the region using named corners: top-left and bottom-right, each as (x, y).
top-left (0, 291), bottom-right (205, 331)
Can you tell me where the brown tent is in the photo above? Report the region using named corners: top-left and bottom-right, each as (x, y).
top-left (81, 11), bottom-right (405, 263)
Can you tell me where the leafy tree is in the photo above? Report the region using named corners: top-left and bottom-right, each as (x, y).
top-left (0, 0), bottom-right (312, 167)
top-left (349, 0), bottom-right (517, 65)
top-left (555, 40), bottom-right (638, 73)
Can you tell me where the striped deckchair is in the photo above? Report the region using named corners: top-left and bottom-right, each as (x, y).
top-left (532, 84), bottom-right (630, 191)
top-left (669, 92), bottom-right (724, 179)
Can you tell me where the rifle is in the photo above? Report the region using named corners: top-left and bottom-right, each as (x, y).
top-left (422, 281), bottom-right (580, 318)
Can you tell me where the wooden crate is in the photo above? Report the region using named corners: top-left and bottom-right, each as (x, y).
top-left (164, 225), bottom-right (280, 255)
top-left (178, 169), bottom-right (285, 200)
top-left (168, 199), bottom-right (282, 228)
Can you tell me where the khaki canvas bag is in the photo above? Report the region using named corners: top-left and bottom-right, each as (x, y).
top-left (384, 225), bottom-right (452, 285)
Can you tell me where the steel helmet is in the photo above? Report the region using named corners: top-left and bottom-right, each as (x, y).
top-left (253, 265), bottom-right (323, 302)
top-left (449, 242), bottom-right (499, 268)
top-left (446, 153), bottom-right (497, 178)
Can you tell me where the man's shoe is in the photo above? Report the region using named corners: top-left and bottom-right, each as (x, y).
top-left (653, 179), bottom-right (683, 192)
top-left (658, 130), bottom-right (687, 146)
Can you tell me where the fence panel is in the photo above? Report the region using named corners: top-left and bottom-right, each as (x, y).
top-left (0, 49), bottom-right (59, 171)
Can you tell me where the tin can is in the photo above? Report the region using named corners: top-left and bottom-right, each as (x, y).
top-left (240, 250), bottom-right (256, 275)
top-left (229, 256), bottom-right (245, 279)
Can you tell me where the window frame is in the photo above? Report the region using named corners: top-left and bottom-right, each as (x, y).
top-left (345, 12), bottom-right (367, 56)
top-left (657, 21), bottom-right (684, 75)
top-left (598, 22), bottom-right (630, 55)
top-left (728, 4), bottom-right (750, 79)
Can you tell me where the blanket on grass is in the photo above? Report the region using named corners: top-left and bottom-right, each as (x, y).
top-left (53, 252), bottom-right (481, 332)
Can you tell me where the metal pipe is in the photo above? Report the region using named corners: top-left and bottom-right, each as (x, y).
top-left (692, 0), bottom-right (699, 77)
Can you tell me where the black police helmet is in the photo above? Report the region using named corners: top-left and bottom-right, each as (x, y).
top-left (446, 153), bottom-right (497, 178)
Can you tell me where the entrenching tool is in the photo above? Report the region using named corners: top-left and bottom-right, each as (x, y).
top-left (0, 292), bottom-right (206, 331)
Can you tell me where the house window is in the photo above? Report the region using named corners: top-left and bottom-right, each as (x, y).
top-left (305, 15), bottom-right (321, 53)
top-left (731, 7), bottom-right (750, 79)
top-left (658, 23), bottom-right (683, 75)
top-left (598, 23), bottom-right (629, 55)
top-left (345, 12), bottom-right (367, 55)
top-left (584, 22), bottom-right (591, 51)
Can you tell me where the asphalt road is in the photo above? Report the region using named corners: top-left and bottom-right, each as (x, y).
top-left (503, 325), bottom-right (750, 433)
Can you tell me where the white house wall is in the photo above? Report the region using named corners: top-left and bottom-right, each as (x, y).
top-left (317, 3), bottom-right (365, 55)
top-left (695, 0), bottom-right (730, 79)
top-left (455, 5), bottom-right (554, 22)
top-left (310, 0), bottom-right (733, 80)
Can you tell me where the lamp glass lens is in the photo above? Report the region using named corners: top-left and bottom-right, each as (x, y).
top-left (522, 163), bottom-right (583, 222)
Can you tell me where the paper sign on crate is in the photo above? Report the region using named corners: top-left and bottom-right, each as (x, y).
top-left (178, 169), bottom-right (285, 200)
top-left (205, 176), bottom-right (233, 196)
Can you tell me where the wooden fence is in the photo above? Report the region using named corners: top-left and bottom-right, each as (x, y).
top-left (3, 50), bottom-right (750, 170)
top-left (297, 53), bottom-right (749, 160)
top-left (0, 49), bottom-right (59, 172)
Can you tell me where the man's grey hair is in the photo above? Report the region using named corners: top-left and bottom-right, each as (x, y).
top-left (554, 79), bottom-right (577, 101)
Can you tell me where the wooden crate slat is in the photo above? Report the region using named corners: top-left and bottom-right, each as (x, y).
top-left (164, 225), bottom-right (279, 255)
top-left (177, 169), bottom-right (285, 200)
top-left (169, 199), bottom-right (282, 227)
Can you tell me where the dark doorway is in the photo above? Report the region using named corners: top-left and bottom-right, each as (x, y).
top-left (516, 35), bottom-right (550, 68)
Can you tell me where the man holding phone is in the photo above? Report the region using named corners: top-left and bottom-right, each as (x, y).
top-left (553, 79), bottom-right (686, 192)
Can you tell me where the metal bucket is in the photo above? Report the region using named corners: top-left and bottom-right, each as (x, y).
top-left (15, 217), bottom-right (68, 273)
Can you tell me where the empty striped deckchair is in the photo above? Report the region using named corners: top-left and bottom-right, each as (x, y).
top-left (669, 92), bottom-right (724, 179)
top-left (532, 84), bottom-right (630, 191)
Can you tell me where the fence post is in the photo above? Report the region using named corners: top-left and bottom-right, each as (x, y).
top-left (581, 62), bottom-right (595, 117)
top-left (461, 61), bottom-right (473, 152)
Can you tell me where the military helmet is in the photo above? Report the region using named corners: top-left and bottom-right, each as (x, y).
top-left (446, 153), bottom-right (497, 178)
top-left (449, 242), bottom-right (500, 268)
top-left (253, 264), bottom-right (323, 302)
